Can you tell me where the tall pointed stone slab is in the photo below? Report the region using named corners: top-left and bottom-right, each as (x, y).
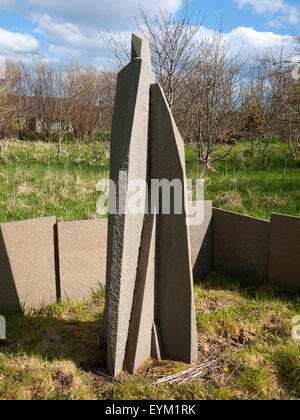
top-left (150, 83), bottom-right (198, 364)
top-left (103, 34), bottom-right (198, 378)
top-left (125, 211), bottom-right (156, 374)
top-left (103, 34), bottom-right (155, 377)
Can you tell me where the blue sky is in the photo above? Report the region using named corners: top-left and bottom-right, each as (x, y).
top-left (193, 0), bottom-right (299, 35)
top-left (0, 0), bottom-right (298, 67)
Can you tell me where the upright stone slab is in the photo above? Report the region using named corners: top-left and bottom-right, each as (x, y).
top-left (0, 217), bottom-right (57, 312)
top-left (269, 213), bottom-right (300, 290)
top-left (150, 83), bottom-right (198, 364)
top-left (213, 208), bottom-right (270, 280)
top-left (103, 34), bottom-right (199, 377)
top-left (103, 34), bottom-right (155, 377)
top-left (57, 219), bottom-right (107, 301)
top-left (125, 212), bottom-right (156, 374)
top-left (190, 201), bottom-right (213, 282)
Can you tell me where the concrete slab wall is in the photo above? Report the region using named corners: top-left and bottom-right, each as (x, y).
top-left (269, 213), bottom-right (300, 290)
top-left (0, 213), bottom-right (213, 313)
top-left (190, 201), bottom-right (213, 282)
top-left (57, 219), bottom-right (107, 301)
top-left (213, 208), bottom-right (270, 280)
top-left (2, 208), bottom-right (300, 313)
top-left (0, 217), bottom-right (57, 313)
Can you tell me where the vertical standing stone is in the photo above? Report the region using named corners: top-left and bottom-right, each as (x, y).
top-left (125, 211), bottom-right (156, 374)
top-left (150, 83), bottom-right (198, 364)
top-left (103, 34), bottom-right (198, 377)
top-left (103, 34), bottom-right (155, 377)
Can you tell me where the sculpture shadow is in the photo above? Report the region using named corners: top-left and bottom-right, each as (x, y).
top-left (0, 313), bottom-right (107, 373)
top-left (201, 272), bottom-right (300, 303)
top-left (0, 229), bottom-right (22, 314)
top-left (193, 219), bottom-right (213, 284)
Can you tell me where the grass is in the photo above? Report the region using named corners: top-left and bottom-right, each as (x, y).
top-left (186, 138), bottom-right (300, 220)
top-left (0, 137), bottom-right (300, 223)
top-left (0, 275), bottom-right (299, 400)
top-left (0, 136), bottom-right (300, 399)
top-left (0, 137), bottom-right (110, 223)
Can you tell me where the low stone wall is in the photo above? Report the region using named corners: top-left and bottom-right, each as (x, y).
top-left (0, 203), bottom-right (213, 312)
top-left (0, 217), bottom-right (57, 312)
top-left (269, 213), bottom-right (300, 290)
top-left (1, 204), bottom-right (300, 313)
top-left (57, 219), bottom-right (108, 301)
top-left (190, 201), bottom-right (213, 282)
top-left (213, 208), bottom-right (270, 280)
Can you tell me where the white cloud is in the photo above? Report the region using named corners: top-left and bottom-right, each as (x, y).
top-left (0, 0), bottom-right (185, 65)
top-left (197, 25), bottom-right (293, 62)
top-left (0, 27), bottom-right (43, 66)
top-left (32, 14), bottom-right (129, 66)
top-left (0, 0), bottom-right (296, 68)
top-left (0, 0), bottom-right (18, 9)
top-left (0, 0), bottom-right (184, 65)
top-left (235, 0), bottom-right (300, 27)
top-left (4, 0), bottom-right (183, 30)
top-left (236, 0), bottom-right (285, 14)
top-left (34, 14), bottom-right (100, 51)
top-left (225, 26), bottom-right (293, 55)
top-left (0, 27), bottom-right (41, 54)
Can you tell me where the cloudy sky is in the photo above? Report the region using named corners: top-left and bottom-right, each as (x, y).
top-left (0, 0), bottom-right (298, 67)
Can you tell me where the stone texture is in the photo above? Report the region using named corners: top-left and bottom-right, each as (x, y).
top-left (150, 83), bottom-right (198, 364)
top-left (0, 217), bottom-right (57, 313)
top-left (269, 213), bottom-right (300, 290)
top-left (125, 212), bottom-right (156, 374)
top-left (104, 34), bottom-right (155, 377)
top-left (57, 219), bottom-right (107, 301)
top-left (190, 201), bottom-right (213, 282)
top-left (213, 208), bottom-right (270, 280)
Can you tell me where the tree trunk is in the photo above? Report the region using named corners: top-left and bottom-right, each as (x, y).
top-left (262, 153), bottom-right (267, 166)
top-left (56, 132), bottom-right (65, 158)
top-left (205, 160), bottom-right (216, 171)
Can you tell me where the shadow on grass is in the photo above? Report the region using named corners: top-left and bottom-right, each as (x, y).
top-left (0, 314), bottom-right (107, 373)
top-left (201, 272), bottom-right (300, 305)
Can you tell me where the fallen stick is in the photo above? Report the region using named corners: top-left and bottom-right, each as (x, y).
top-left (152, 349), bottom-right (241, 386)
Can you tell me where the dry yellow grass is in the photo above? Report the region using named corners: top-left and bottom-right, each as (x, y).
top-left (0, 275), bottom-right (299, 400)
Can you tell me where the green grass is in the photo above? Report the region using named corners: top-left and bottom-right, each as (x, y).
top-left (0, 137), bottom-right (300, 223)
top-left (186, 138), bottom-right (300, 220)
top-left (0, 137), bottom-right (110, 223)
top-left (0, 276), bottom-right (299, 400)
top-left (0, 137), bottom-right (300, 399)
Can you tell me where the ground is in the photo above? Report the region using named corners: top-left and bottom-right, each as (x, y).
top-left (0, 137), bottom-right (300, 223)
top-left (0, 137), bottom-right (300, 400)
top-left (0, 275), bottom-right (299, 400)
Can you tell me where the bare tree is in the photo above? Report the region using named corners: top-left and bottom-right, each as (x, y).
top-left (254, 51), bottom-right (293, 165)
top-left (99, 70), bottom-right (117, 130)
top-left (182, 31), bottom-right (242, 170)
top-left (27, 61), bottom-right (57, 139)
top-left (137, 4), bottom-right (203, 110)
top-left (64, 62), bottom-right (102, 142)
top-left (53, 64), bottom-right (74, 158)
top-left (101, 3), bottom-right (204, 112)
top-left (280, 69), bottom-right (300, 159)
top-left (0, 64), bottom-right (18, 158)
top-left (291, 35), bottom-right (300, 58)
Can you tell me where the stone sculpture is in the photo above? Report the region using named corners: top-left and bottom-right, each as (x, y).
top-left (102, 33), bottom-right (198, 377)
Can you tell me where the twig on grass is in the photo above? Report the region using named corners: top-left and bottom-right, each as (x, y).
top-left (151, 349), bottom-right (241, 386)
